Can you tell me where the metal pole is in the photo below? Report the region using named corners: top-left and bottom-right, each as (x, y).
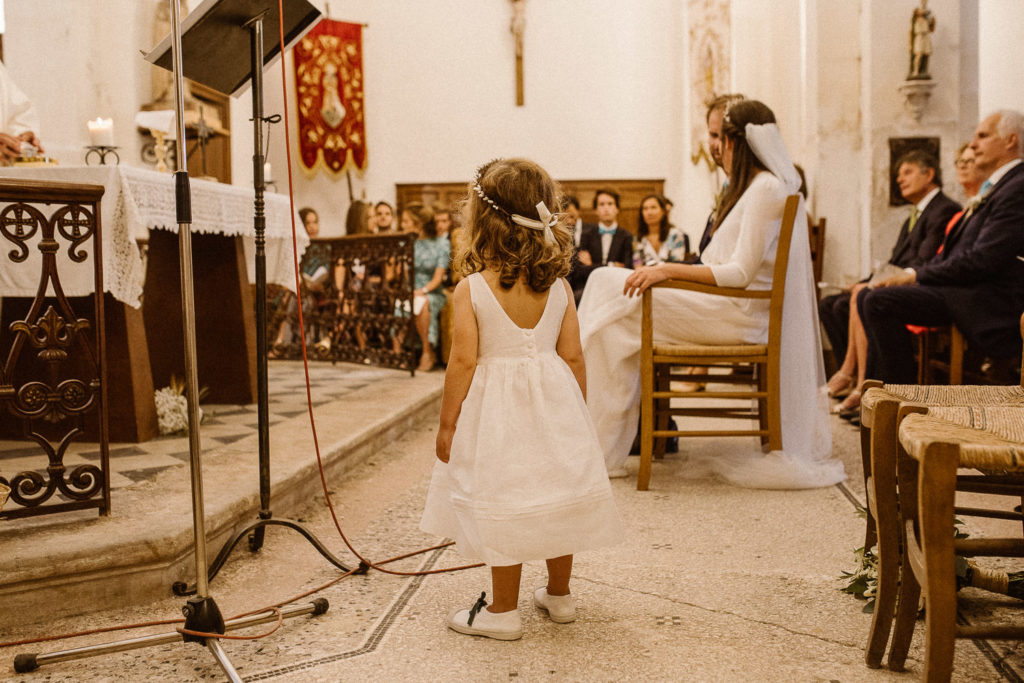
top-left (169, 0), bottom-right (209, 601)
top-left (247, 12), bottom-right (273, 552)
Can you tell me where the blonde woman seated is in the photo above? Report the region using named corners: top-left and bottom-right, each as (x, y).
top-left (577, 100), bottom-right (843, 489)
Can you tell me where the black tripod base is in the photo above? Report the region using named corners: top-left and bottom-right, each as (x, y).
top-left (12, 599), bottom-right (329, 676)
top-left (173, 518), bottom-right (361, 596)
top-left (182, 596), bottom-right (227, 643)
top-left (14, 653), bottom-right (37, 673)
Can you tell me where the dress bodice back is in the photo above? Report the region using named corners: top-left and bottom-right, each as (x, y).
top-left (467, 272), bottom-right (566, 362)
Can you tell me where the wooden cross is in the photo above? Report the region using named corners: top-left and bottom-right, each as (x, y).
top-left (510, 0), bottom-right (525, 106)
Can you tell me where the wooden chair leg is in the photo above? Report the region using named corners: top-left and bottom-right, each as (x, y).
top-left (918, 443), bottom-right (960, 683)
top-left (757, 363), bottom-right (769, 447)
top-left (638, 363), bottom-right (655, 492)
top-left (864, 401), bottom-right (900, 668)
top-left (654, 366), bottom-right (668, 460)
top-left (949, 326), bottom-right (964, 386)
top-left (888, 436), bottom-right (922, 672)
top-left (917, 330), bottom-right (931, 384)
top-left (766, 361), bottom-right (783, 451)
top-left (860, 380), bottom-right (884, 552)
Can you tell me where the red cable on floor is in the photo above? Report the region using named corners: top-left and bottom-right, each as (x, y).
top-left (275, 0), bottom-right (480, 579)
top-left (0, 5), bottom-right (480, 655)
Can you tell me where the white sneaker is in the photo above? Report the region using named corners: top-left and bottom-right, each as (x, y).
top-left (533, 587), bottom-right (576, 623)
top-left (607, 467), bottom-right (630, 478)
top-left (447, 593), bottom-right (522, 640)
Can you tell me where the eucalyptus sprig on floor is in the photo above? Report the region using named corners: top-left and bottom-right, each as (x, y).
top-left (840, 545), bottom-right (879, 613)
top-left (841, 508), bottom-right (971, 614)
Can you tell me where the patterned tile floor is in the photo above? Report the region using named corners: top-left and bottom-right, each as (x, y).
top-left (0, 361), bottom-right (408, 503)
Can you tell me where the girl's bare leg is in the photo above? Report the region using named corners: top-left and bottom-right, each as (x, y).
top-left (489, 564), bottom-right (522, 613)
top-left (546, 555), bottom-right (573, 596)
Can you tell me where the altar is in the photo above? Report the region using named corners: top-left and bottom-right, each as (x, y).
top-left (0, 165), bottom-right (308, 441)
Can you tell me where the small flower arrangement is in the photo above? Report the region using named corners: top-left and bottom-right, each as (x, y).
top-left (155, 375), bottom-right (208, 436)
top-left (840, 545), bottom-right (879, 612)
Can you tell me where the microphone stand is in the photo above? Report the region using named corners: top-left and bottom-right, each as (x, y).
top-left (11, 2), bottom-right (328, 676)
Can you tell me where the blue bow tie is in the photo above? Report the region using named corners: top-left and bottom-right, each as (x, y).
top-left (599, 226), bottom-right (616, 236)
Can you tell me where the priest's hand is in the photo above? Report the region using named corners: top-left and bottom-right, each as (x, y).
top-left (0, 133), bottom-right (22, 161)
top-left (0, 131), bottom-right (43, 162)
top-left (624, 264), bottom-right (668, 298)
top-left (19, 130), bottom-right (43, 153)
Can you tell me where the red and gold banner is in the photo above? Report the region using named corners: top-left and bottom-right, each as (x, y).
top-left (293, 19), bottom-right (366, 175)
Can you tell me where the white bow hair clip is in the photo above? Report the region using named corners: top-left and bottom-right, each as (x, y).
top-left (510, 202), bottom-right (558, 245)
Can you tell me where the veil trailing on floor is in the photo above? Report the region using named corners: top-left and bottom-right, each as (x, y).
top-left (689, 122), bottom-right (842, 489)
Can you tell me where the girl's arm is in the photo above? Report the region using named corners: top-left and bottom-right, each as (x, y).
top-left (436, 279), bottom-right (478, 462)
top-left (554, 279), bottom-right (587, 400)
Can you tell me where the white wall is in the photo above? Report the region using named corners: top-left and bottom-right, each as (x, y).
top-left (979, 0), bottom-right (1024, 116)
top-left (250, 0), bottom-right (690, 236)
top-left (5, 0), bottom-right (152, 168)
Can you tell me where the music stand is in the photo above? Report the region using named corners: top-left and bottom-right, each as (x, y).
top-left (13, 1), bottom-right (328, 677)
top-left (150, 0), bottom-right (356, 595)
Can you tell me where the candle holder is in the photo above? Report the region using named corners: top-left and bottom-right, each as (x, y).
top-left (84, 145), bottom-right (121, 166)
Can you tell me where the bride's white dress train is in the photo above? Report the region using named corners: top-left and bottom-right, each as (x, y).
top-left (578, 170), bottom-right (845, 489)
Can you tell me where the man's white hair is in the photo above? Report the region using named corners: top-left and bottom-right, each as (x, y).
top-left (994, 109), bottom-right (1024, 156)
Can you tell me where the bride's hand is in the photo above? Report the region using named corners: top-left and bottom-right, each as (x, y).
top-left (623, 264), bottom-right (668, 297)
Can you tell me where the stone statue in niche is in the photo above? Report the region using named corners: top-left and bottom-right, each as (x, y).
top-left (908, 0), bottom-right (935, 80)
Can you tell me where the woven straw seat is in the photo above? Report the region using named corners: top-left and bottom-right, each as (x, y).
top-left (637, 195), bottom-right (800, 490)
top-left (900, 412), bottom-right (1024, 471)
top-left (652, 342), bottom-right (766, 357)
top-left (884, 412), bottom-right (1024, 681)
top-left (858, 314), bottom-right (1024, 672)
top-left (860, 383), bottom-right (1024, 419)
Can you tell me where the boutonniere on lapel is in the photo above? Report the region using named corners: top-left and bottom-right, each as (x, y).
top-left (963, 181), bottom-right (995, 220)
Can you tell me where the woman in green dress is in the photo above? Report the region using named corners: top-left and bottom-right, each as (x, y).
top-left (401, 203), bottom-right (450, 371)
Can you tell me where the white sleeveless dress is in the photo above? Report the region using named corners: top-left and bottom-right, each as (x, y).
top-left (420, 273), bottom-right (624, 567)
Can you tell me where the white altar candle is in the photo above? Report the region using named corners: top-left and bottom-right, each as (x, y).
top-left (87, 118), bottom-right (114, 147)
top-left (263, 161), bottom-right (272, 180)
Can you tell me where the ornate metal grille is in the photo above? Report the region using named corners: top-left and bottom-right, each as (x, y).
top-left (268, 233), bottom-right (418, 372)
top-left (0, 180), bottom-right (110, 520)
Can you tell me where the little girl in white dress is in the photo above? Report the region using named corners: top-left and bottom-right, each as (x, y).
top-left (420, 158), bottom-right (623, 641)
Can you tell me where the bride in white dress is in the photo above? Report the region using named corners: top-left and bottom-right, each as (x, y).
top-left (578, 100), bottom-right (845, 489)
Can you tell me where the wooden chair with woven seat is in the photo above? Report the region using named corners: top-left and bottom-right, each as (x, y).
top-left (862, 394), bottom-right (1024, 670)
top-left (857, 313), bottom-right (1024, 554)
top-left (888, 409), bottom-right (1024, 681)
top-left (636, 194), bottom-right (800, 491)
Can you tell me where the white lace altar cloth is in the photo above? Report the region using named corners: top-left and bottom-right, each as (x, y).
top-left (0, 165), bottom-right (308, 307)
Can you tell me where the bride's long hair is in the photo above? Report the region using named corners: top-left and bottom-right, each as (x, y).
top-left (712, 100), bottom-right (776, 233)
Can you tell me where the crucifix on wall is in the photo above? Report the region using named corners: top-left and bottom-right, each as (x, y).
top-left (510, 0), bottom-right (525, 106)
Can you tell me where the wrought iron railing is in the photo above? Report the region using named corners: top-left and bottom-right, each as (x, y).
top-left (267, 233), bottom-right (418, 372)
top-left (0, 179), bottom-right (110, 520)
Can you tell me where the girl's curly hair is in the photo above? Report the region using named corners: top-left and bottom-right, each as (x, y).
top-left (455, 158), bottom-right (573, 292)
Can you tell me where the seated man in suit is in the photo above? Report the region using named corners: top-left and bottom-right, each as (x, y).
top-left (858, 110), bottom-right (1024, 384)
top-left (820, 149), bottom-right (960, 402)
top-left (583, 188), bottom-right (633, 266)
top-left (572, 188), bottom-right (633, 302)
top-left (564, 194), bottom-right (598, 302)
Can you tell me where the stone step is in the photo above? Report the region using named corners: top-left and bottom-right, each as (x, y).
top-left (0, 369), bottom-right (443, 629)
